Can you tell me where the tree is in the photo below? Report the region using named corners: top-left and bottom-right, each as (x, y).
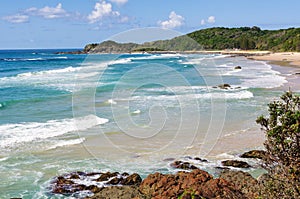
top-left (256, 91), bottom-right (300, 198)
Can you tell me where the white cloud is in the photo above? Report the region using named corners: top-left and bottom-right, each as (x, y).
top-left (2, 14), bottom-right (29, 23)
top-left (119, 16), bottom-right (129, 23)
top-left (207, 16), bottom-right (216, 23)
top-left (26, 3), bottom-right (69, 19)
top-left (87, 1), bottom-right (120, 23)
top-left (158, 11), bottom-right (184, 29)
top-left (109, 0), bottom-right (128, 5)
top-left (200, 19), bottom-right (206, 25)
top-left (201, 16), bottom-right (216, 26)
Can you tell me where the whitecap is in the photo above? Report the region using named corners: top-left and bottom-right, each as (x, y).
top-left (47, 138), bottom-right (86, 150)
top-left (0, 61), bottom-right (110, 92)
top-left (131, 109), bottom-right (141, 114)
top-left (107, 99), bottom-right (117, 105)
top-left (0, 115), bottom-right (108, 149)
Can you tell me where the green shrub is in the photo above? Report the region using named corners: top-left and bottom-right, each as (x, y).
top-left (256, 91), bottom-right (300, 198)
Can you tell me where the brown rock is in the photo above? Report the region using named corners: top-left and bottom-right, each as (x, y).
top-left (107, 177), bottom-right (121, 185)
top-left (240, 150), bottom-right (266, 159)
top-left (194, 157), bottom-right (208, 162)
top-left (95, 172), bottom-right (119, 182)
top-left (218, 84), bottom-right (231, 89)
top-left (85, 185), bottom-right (102, 193)
top-left (170, 160), bottom-right (198, 170)
top-left (139, 169), bottom-right (245, 199)
top-left (221, 160), bottom-right (251, 168)
top-left (121, 173), bottom-right (142, 186)
top-left (88, 186), bottom-right (145, 199)
top-left (220, 170), bottom-right (260, 198)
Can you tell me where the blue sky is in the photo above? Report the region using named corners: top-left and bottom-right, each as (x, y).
top-left (1, 0), bottom-right (300, 49)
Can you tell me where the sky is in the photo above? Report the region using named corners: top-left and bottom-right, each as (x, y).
top-left (1, 0), bottom-right (300, 49)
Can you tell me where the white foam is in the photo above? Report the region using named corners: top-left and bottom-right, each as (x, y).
top-left (0, 115), bottom-right (108, 148)
top-left (131, 90), bottom-right (253, 101)
top-left (129, 53), bottom-right (182, 61)
top-left (3, 57), bottom-right (68, 62)
top-left (107, 99), bottom-right (117, 105)
top-left (111, 58), bottom-right (132, 64)
top-left (0, 61), bottom-right (110, 92)
top-left (47, 138), bottom-right (85, 150)
top-left (196, 90), bottom-right (254, 100)
top-left (216, 153), bottom-right (235, 159)
top-left (132, 109), bottom-right (141, 114)
top-left (0, 157), bottom-right (8, 162)
top-left (221, 60), bottom-right (287, 88)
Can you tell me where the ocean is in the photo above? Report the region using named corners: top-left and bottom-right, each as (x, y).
top-left (0, 49), bottom-right (288, 198)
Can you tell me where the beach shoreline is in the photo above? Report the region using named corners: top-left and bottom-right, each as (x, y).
top-left (247, 52), bottom-right (300, 68)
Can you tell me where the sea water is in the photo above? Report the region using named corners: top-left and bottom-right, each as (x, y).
top-left (0, 50), bottom-right (288, 198)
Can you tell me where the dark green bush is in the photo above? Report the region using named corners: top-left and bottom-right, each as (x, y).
top-left (256, 91), bottom-right (300, 198)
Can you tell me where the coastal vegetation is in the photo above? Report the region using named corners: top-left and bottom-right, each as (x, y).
top-left (256, 91), bottom-right (300, 198)
top-left (81, 27), bottom-right (300, 53)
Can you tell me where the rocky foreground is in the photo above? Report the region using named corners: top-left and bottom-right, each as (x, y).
top-left (50, 150), bottom-right (270, 199)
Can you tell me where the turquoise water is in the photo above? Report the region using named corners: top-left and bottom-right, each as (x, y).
top-left (0, 50), bottom-right (288, 198)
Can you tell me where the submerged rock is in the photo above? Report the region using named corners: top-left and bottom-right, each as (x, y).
top-left (95, 172), bottom-right (119, 182)
top-left (170, 160), bottom-right (198, 170)
top-left (221, 160), bottom-right (251, 168)
top-left (218, 84), bottom-right (231, 89)
top-left (194, 157), bottom-right (208, 162)
top-left (51, 171), bottom-right (142, 197)
top-left (240, 150), bottom-right (266, 159)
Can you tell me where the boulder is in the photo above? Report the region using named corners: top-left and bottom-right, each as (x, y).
top-left (194, 157), bottom-right (208, 162)
top-left (170, 160), bottom-right (198, 170)
top-left (220, 170), bottom-right (260, 198)
top-left (88, 186), bottom-right (145, 199)
top-left (95, 172), bottom-right (119, 182)
top-left (139, 169), bottom-right (245, 199)
top-left (218, 84), bottom-right (231, 89)
top-left (221, 160), bottom-right (251, 168)
top-left (51, 171), bottom-right (142, 197)
top-left (240, 150), bottom-right (266, 159)
top-left (121, 173), bottom-right (142, 186)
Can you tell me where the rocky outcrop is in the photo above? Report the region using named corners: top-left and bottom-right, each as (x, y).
top-left (220, 170), bottom-right (261, 198)
top-left (88, 186), bottom-right (145, 199)
top-left (240, 150), bottom-right (266, 159)
top-left (221, 160), bottom-right (251, 168)
top-left (51, 171), bottom-right (142, 197)
top-left (51, 169), bottom-right (251, 199)
top-left (139, 169), bottom-right (245, 199)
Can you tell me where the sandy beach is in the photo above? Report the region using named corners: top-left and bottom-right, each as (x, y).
top-left (248, 52), bottom-right (300, 67)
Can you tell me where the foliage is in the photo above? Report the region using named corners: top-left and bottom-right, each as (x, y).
top-left (83, 27), bottom-right (300, 53)
top-left (256, 91), bottom-right (300, 198)
top-left (188, 27), bottom-right (300, 51)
